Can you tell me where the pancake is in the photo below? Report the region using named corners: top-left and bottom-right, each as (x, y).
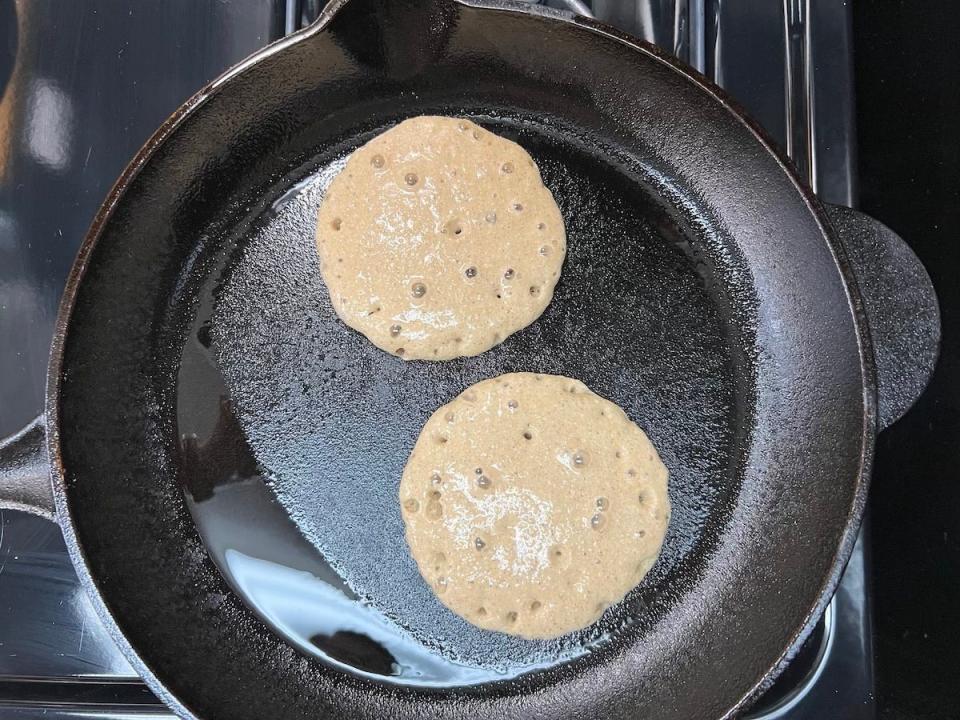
top-left (315, 116), bottom-right (565, 360)
top-left (399, 373), bottom-right (670, 639)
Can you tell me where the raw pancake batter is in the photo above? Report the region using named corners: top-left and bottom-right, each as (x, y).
top-left (400, 373), bottom-right (670, 640)
top-left (316, 116), bottom-right (565, 360)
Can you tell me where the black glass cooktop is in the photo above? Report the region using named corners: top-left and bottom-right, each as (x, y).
top-left (0, 2), bottom-right (873, 718)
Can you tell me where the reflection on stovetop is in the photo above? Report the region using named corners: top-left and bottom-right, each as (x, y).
top-left (0, 1), bottom-right (872, 717)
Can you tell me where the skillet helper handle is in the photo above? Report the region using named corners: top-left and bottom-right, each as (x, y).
top-left (826, 204), bottom-right (941, 431)
top-left (0, 416), bottom-right (55, 520)
top-left (318, 0), bottom-right (456, 75)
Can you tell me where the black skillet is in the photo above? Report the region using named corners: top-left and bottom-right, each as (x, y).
top-left (0, 0), bottom-right (941, 718)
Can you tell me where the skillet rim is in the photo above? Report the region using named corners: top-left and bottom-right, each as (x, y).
top-left (560, 8), bottom-right (876, 717)
top-left (43, 2), bottom-right (876, 719)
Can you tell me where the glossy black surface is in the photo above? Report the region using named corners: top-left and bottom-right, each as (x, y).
top-left (0, 0), bottom-right (285, 436)
top-left (0, 1), bottom-right (286, 695)
top-left (41, 0), bottom-right (887, 717)
top-left (183, 121), bottom-right (740, 685)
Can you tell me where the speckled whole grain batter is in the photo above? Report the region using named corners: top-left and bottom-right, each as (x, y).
top-left (400, 373), bottom-right (670, 640)
top-left (315, 116), bottom-right (566, 360)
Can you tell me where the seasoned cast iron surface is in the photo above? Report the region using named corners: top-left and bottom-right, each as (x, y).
top-left (201, 118), bottom-right (741, 679)
top-left (52, 1), bottom-right (869, 718)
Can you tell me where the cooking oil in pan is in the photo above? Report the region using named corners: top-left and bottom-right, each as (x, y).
top-left (175, 118), bottom-right (743, 687)
top-left (175, 164), bottom-right (607, 686)
top-left (178, 326), bottom-right (606, 685)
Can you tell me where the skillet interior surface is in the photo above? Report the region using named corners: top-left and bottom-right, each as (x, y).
top-left (52, 2), bottom-right (870, 719)
top-left (180, 114), bottom-right (742, 684)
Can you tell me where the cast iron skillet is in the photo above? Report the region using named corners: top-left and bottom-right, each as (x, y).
top-left (0, 0), bottom-right (941, 718)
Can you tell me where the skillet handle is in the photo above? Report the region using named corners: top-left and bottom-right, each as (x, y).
top-left (316, 0), bottom-right (457, 75)
top-left (0, 416), bottom-right (55, 520)
top-left (825, 205), bottom-right (940, 430)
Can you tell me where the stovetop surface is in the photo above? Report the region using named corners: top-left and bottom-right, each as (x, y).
top-left (0, 1), bottom-right (873, 717)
